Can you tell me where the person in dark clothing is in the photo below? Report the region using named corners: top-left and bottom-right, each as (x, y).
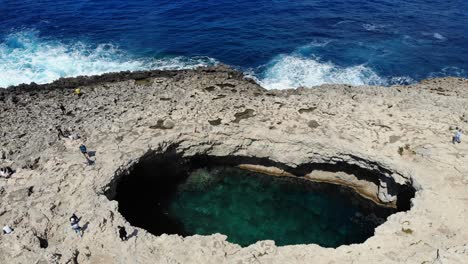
top-left (57, 127), bottom-right (66, 139)
top-left (60, 104), bottom-right (66, 115)
top-left (70, 214), bottom-right (79, 224)
top-left (79, 144), bottom-right (88, 157)
top-left (118, 226), bottom-right (127, 241)
top-left (79, 144), bottom-right (95, 165)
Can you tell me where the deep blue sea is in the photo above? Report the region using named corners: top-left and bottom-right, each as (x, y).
top-left (1, 0), bottom-right (467, 89)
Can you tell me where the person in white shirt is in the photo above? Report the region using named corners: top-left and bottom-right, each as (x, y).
top-left (453, 127), bottom-right (462, 144)
top-left (2, 225), bottom-right (13, 234)
top-left (0, 167), bottom-right (13, 178)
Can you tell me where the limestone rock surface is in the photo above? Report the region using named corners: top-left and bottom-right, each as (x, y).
top-left (0, 66), bottom-right (467, 263)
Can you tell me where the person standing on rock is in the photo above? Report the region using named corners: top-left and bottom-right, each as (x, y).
top-left (74, 88), bottom-right (83, 97)
top-left (118, 226), bottom-right (128, 241)
top-left (59, 104), bottom-right (66, 115)
top-left (452, 127), bottom-right (462, 144)
top-left (70, 216), bottom-right (82, 237)
top-left (2, 225), bottom-right (13, 234)
top-left (57, 127), bottom-right (68, 139)
top-left (79, 144), bottom-right (91, 164)
top-left (0, 167), bottom-right (13, 178)
top-left (57, 127), bottom-right (79, 141)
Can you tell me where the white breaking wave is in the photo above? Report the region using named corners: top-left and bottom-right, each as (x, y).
top-left (257, 55), bottom-right (385, 90)
top-left (362, 23), bottom-right (388, 32)
top-left (0, 31), bottom-right (217, 88)
top-left (433, 33), bottom-right (446, 41)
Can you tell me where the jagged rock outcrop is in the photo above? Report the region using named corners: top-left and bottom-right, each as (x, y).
top-left (0, 66), bottom-right (467, 263)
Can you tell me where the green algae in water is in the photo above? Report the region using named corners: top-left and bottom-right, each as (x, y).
top-left (167, 167), bottom-right (387, 247)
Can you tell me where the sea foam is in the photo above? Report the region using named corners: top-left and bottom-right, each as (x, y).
top-left (433, 33), bottom-right (446, 41)
top-left (0, 31), bottom-right (217, 88)
top-left (257, 54), bottom-right (385, 90)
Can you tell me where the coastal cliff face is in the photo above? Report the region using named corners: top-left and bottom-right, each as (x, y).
top-left (0, 66), bottom-right (467, 263)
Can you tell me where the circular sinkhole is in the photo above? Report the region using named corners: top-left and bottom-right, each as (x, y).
top-left (105, 151), bottom-right (414, 248)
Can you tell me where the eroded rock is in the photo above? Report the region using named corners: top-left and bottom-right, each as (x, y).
top-left (0, 67), bottom-right (467, 263)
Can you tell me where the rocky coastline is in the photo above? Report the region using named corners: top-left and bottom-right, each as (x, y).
top-left (0, 66), bottom-right (467, 263)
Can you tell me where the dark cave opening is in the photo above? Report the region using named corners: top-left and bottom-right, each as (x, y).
top-left (106, 150), bottom-right (415, 247)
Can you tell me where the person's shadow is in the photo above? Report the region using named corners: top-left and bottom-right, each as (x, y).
top-left (127, 229), bottom-right (138, 240)
top-left (85, 151), bottom-right (96, 165)
top-left (82, 222), bottom-right (90, 232)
